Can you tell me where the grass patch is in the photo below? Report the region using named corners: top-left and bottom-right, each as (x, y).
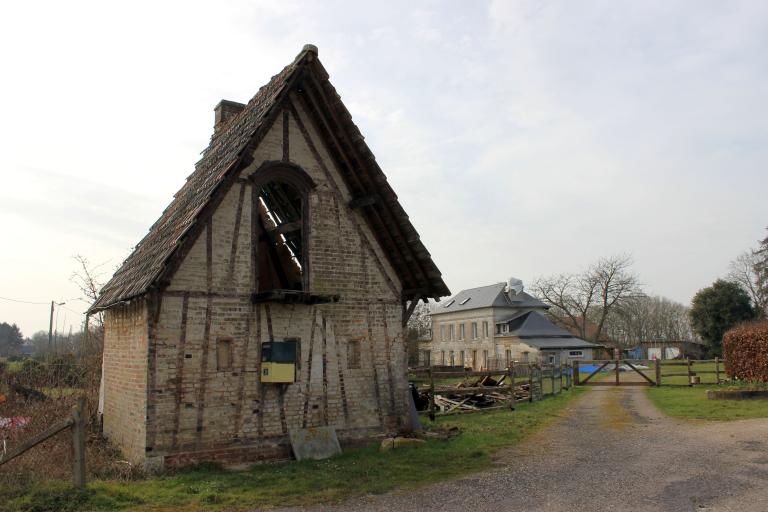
top-left (647, 383), bottom-right (768, 421)
top-left (1, 388), bottom-right (585, 512)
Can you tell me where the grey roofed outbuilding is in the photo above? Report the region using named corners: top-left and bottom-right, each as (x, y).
top-left (499, 311), bottom-right (574, 338)
top-left (520, 337), bottom-right (602, 350)
top-left (432, 282), bottom-right (548, 315)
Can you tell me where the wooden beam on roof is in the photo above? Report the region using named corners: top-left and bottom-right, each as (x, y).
top-left (296, 82), bottom-right (419, 289)
top-left (348, 196), bottom-right (377, 209)
top-left (307, 74), bottom-right (435, 291)
top-left (266, 220), bottom-right (302, 236)
top-left (301, 74), bottom-right (425, 290)
top-left (402, 299), bottom-right (419, 328)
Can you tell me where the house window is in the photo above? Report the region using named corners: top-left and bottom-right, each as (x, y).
top-left (347, 339), bottom-right (361, 369)
top-left (483, 321), bottom-right (488, 338)
top-left (472, 350), bottom-right (477, 369)
top-left (459, 324), bottom-right (465, 340)
top-left (449, 324), bottom-right (455, 341)
top-left (459, 297), bottom-right (471, 305)
top-left (250, 165), bottom-right (317, 295)
top-left (217, 338), bottom-right (233, 371)
top-left (471, 322), bottom-right (478, 340)
top-left (483, 349), bottom-right (489, 369)
top-left (497, 324), bottom-right (508, 334)
top-left (522, 352), bottom-right (529, 362)
top-left (459, 350), bottom-right (465, 367)
top-left (505, 349), bottom-right (512, 365)
top-left (440, 325), bottom-right (446, 341)
top-left (449, 351), bottom-right (455, 366)
top-left (425, 350), bottom-right (431, 366)
top-left (569, 350), bottom-right (584, 357)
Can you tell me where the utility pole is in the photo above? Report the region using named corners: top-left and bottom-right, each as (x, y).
top-left (48, 301), bottom-right (54, 354)
top-left (48, 301), bottom-right (66, 358)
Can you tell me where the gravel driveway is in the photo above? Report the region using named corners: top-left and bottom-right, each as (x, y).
top-left (273, 384), bottom-right (768, 512)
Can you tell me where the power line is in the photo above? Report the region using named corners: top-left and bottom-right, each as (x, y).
top-left (59, 304), bottom-right (86, 315)
top-left (0, 295), bottom-right (50, 305)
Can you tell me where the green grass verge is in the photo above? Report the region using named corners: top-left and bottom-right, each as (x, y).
top-left (647, 384), bottom-right (768, 421)
top-left (0, 388), bottom-right (584, 512)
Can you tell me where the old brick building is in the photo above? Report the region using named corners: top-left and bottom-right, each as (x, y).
top-left (89, 45), bottom-right (449, 468)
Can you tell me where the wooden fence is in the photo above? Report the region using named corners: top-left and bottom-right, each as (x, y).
top-left (409, 362), bottom-right (573, 420)
top-left (573, 358), bottom-right (726, 387)
top-left (0, 396), bottom-right (86, 488)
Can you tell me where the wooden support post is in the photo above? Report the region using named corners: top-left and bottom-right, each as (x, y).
top-left (687, 359), bottom-right (693, 387)
top-left (715, 357), bottom-right (720, 384)
top-left (551, 364), bottom-right (556, 395)
top-left (71, 396), bottom-right (86, 488)
top-left (528, 364), bottom-right (534, 402)
top-left (538, 364), bottom-right (543, 398)
top-left (427, 368), bottom-right (436, 421)
top-left (655, 358), bottom-right (661, 386)
top-left (573, 360), bottom-right (580, 386)
top-left (507, 362), bottom-right (515, 410)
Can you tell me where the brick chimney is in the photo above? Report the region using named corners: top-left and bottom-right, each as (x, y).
top-left (214, 99), bottom-right (246, 136)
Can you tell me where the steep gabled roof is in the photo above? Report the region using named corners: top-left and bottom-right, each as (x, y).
top-left (91, 45), bottom-right (449, 311)
top-left (432, 282), bottom-right (548, 315)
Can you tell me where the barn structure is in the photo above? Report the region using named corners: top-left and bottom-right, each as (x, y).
top-left (89, 45), bottom-right (449, 468)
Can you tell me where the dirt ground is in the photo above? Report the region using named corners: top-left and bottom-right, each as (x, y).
top-left (274, 383), bottom-right (768, 512)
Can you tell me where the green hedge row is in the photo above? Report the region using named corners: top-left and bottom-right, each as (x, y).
top-left (723, 321), bottom-right (768, 382)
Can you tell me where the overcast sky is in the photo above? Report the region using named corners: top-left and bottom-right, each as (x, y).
top-left (1, 0), bottom-right (767, 337)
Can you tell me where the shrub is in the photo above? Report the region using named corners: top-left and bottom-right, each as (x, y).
top-left (723, 321), bottom-right (768, 382)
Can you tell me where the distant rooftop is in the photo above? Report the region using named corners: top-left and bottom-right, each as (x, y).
top-left (431, 282), bottom-right (548, 315)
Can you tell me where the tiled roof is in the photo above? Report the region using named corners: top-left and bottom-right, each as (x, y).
top-left (91, 46), bottom-right (449, 311)
top-left (432, 283), bottom-right (548, 315)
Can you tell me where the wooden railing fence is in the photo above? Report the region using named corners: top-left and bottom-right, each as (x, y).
top-left (0, 396), bottom-right (86, 488)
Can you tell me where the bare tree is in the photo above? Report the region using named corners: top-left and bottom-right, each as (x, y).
top-left (532, 255), bottom-right (642, 343)
top-left (69, 255), bottom-right (108, 360)
top-left (602, 295), bottom-right (695, 345)
top-left (405, 301), bottom-right (432, 366)
top-left (729, 248), bottom-right (768, 319)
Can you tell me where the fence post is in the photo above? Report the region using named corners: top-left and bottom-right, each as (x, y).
top-left (615, 349), bottom-right (620, 386)
top-left (71, 396), bottom-right (86, 489)
top-left (427, 368), bottom-right (436, 421)
top-left (687, 359), bottom-right (693, 387)
top-left (551, 364), bottom-right (555, 395)
top-left (715, 357), bottom-right (720, 384)
top-left (507, 362), bottom-right (515, 410)
top-left (558, 363), bottom-right (563, 393)
top-left (573, 360), bottom-right (580, 386)
top-left (528, 364), bottom-right (534, 402)
top-left (538, 364), bottom-right (544, 399)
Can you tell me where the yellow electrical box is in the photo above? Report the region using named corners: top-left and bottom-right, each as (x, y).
top-left (261, 340), bottom-right (297, 384)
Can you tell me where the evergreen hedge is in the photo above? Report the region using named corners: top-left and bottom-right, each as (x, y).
top-left (723, 321), bottom-right (768, 382)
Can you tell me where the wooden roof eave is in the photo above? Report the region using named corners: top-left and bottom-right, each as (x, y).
top-left (300, 68), bottom-right (445, 299)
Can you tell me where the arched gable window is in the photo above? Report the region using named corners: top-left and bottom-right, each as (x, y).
top-left (249, 162), bottom-right (314, 295)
